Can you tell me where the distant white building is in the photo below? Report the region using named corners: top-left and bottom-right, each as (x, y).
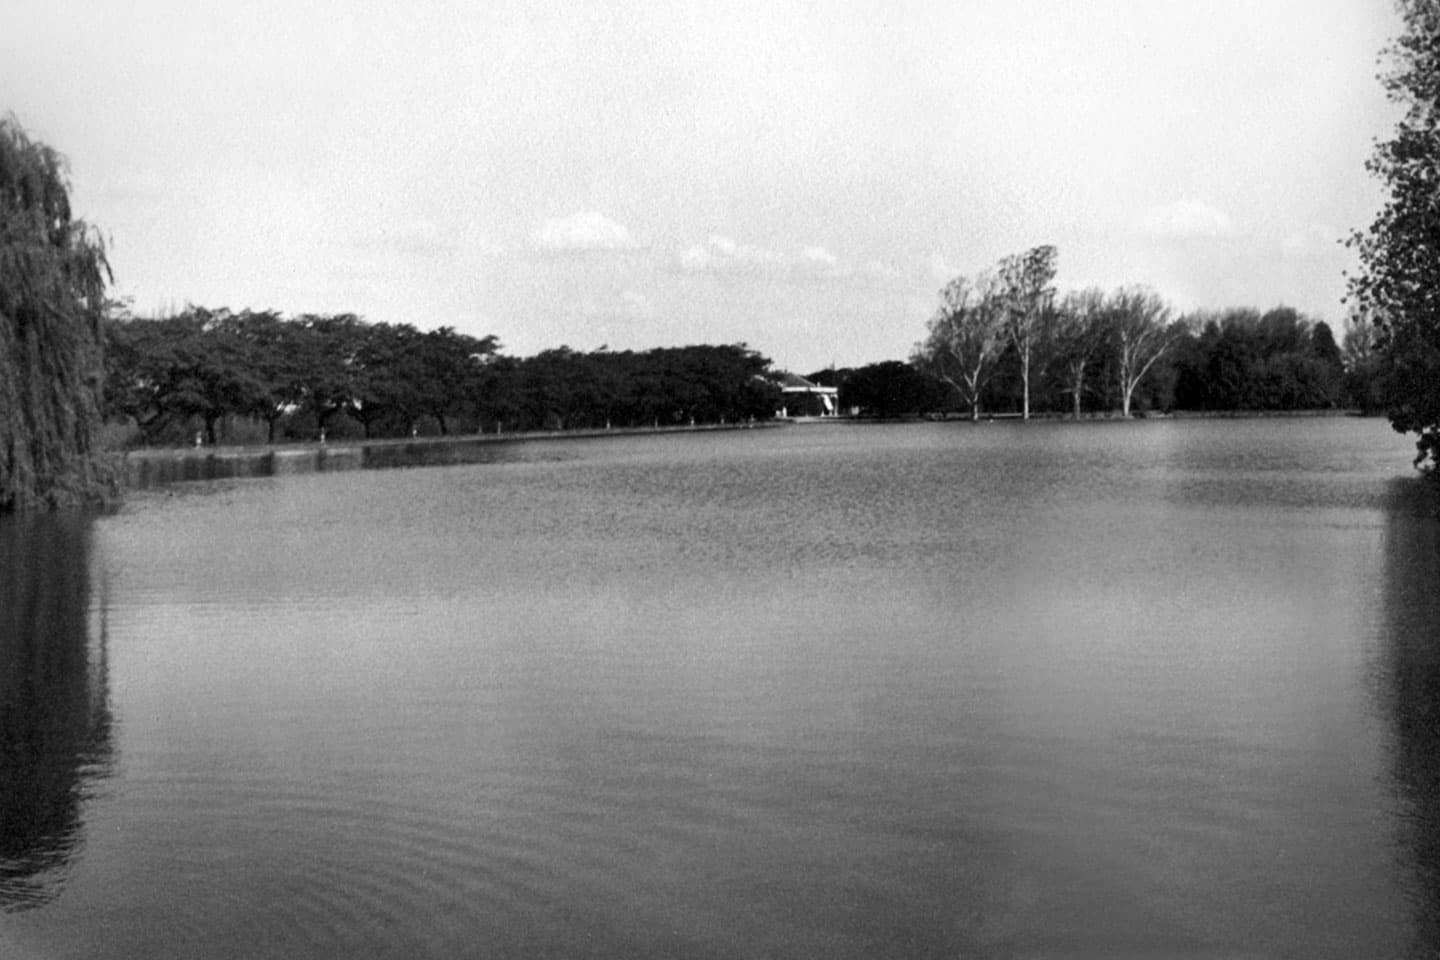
top-left (774, 372), bottom-right (838, 418)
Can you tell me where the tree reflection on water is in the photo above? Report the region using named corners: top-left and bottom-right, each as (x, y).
top-left (0, 513), bottom-right (113, 912)
top-left (1381, 478), bottom-right (1440, 953)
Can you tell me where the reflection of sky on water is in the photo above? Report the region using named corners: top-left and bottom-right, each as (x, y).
top-left (1379, 479), bottom-right (1440, 951)
top-left (0, 514), bottom-right (114, 912)
top-left (7, 420), bottom-right (1440, 958)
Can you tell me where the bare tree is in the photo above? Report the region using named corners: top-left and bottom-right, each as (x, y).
top-left (1107, 286), bottom-right (1179, 417)
top-left (1050, 288), bottom-right (1106, 420)
top-left (997, 245), bottom-right (1058, 421)
top-left (913, 272), bottom-right (1006, 420)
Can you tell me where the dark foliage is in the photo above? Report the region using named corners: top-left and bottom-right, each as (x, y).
top-left (1169, 309), bottom-right (1346, 412)
top-left (0, 117), bottom-right (111, 510)
top-left (499, 344), bottom-right (779, 431)
top-left (104, 311), bottom-right (779, 443)
top-left (835, 361), bottom-right (946, 418)
top-left (1349, 0), bottom-right (1440, 471)
top-left (0, 513), bottom-right (112, 908)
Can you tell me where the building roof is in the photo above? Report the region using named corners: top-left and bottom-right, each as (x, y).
top-left (774, 371), bottom-right (837, 392)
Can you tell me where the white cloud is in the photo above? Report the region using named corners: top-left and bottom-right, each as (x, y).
top-left (792, 245), bottom-right (853, 282)
top-left (1136, 200), bottom-right (1237, 240)
top-left (676, 234), bottom-right (842, 278)
top-left (709, 235), bottom-right (739, 258)
top-left (531, 211), bottom-right (637, 252)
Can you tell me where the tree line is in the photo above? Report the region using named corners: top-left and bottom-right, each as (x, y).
top-left (821, 246), bottom-right (1376, 421)
top-left (104, 307), bottom-right (780, 446)
top-left (106, 278), bottom-right (1383, 450)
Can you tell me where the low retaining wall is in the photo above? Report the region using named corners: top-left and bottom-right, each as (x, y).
top-left (124, 445), bottom-right (365, 489)
top-left (121, 423), bottom-right (771, 490)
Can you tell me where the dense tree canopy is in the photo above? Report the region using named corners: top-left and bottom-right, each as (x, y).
top-left (104, 310), bottom-right (778, 444)
top-left (1170, 309), bottom-right (1345, 412)
top-left (1349, 0), bottom-right (1440, 471)
top-left (0, 116), bottom-right (112, 511)
top-left (835, 361), bottom-right (947, 418)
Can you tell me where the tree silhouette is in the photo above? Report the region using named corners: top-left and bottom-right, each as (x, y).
top-left (0, 116), bottom-right (111, 510)
top-left (1349, 0), bottom-right (1440, 471)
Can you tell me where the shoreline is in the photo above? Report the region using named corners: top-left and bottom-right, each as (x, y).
top-left (119, 420), bottom-right (781, 490)
top-left (115, 409), bottom-right (1384, 490)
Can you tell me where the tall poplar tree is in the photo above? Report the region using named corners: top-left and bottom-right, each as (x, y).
top-left (0, 117), bottom-right (112, 510)
top-left (1349, 1), bottom-right (1440, 472)
top-left (998, 245), bottom-right (1057, 421)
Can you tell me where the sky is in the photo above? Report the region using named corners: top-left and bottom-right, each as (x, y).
top-left (2, 0), bottom-right (1402, 373)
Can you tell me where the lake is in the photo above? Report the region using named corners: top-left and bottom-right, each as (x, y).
top-left (3, 417), bottom-right (1439, 959)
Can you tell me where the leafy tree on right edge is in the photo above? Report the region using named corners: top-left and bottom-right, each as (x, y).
top-left (1350, 0), bottom-right (1440, 474)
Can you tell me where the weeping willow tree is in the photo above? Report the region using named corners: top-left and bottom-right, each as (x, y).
top-left (0, 116), bottom-right (112, 511)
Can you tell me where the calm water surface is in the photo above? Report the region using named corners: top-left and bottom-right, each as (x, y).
top-left (3, 418), bottom-right (1439, 959)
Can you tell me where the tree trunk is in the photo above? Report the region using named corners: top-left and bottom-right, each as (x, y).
top-left (1020, 352), bottom-right (1030, 421)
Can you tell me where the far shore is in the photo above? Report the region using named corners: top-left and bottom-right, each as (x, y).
top-left (116, 409), bottom-right (1380, 491)
top-left (118, 419), bottom-right (783, 490)
top-left (842, 407), bottom-right (1372, 423)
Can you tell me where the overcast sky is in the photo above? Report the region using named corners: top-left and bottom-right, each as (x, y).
top-left (3, 0), bottom-right (1401, 372)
